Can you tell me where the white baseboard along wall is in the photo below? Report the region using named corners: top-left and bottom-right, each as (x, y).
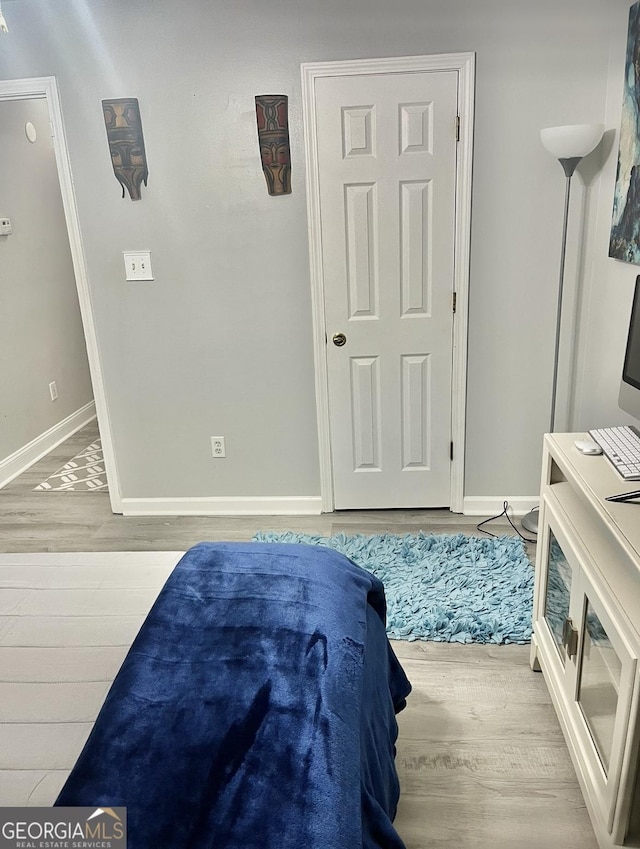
top-left (0, 402), bottom-right (96, 490)
top-left (120, 496), bottom-right (324, 516)
top-left (121, 495), bottom-right (536, 518)
top-left (462, 496), bottom-right (539, 517)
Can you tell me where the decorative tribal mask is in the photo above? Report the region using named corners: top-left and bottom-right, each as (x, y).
top-left (102, 98), bottom-right (149, 200)
top-left (255, 95), bottom-right (291, 196)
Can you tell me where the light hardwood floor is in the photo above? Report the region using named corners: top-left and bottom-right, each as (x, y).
top-left (394, 641), bottom-right (597, 849)
top-left (0, 423), bottom-right (596, 847)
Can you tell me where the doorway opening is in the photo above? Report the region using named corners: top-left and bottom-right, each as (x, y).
top-left (0, 77), bottom-right (121, 512)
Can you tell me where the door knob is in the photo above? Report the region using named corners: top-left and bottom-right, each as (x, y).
top-left (332, 332), bottom-right (347, 347)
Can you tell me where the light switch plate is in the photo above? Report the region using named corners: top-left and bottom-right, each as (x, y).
top-left (123, 250), bottom-right (153, 281)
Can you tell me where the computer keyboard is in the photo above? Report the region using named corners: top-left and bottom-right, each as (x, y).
top-left (588, 425), bottom-right (640, 480)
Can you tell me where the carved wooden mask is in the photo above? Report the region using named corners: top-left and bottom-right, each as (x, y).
top-left (102, 98), bottom-right (149, 200)
top-left (255, 95), bottom-right (291, 196)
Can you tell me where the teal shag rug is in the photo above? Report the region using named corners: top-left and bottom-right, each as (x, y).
top-left (252, 531), bottom-right (534, 644)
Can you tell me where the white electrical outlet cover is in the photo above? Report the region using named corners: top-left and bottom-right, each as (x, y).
top-left (123, 251), bottom-right (153, 281)
top-left (211, 437), bottom-right (226, 457)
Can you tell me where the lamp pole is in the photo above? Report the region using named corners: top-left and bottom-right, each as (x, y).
top-left (521, 125), bottom-right (603, 536)
top-left (549, 157), bottom-right (580, 434)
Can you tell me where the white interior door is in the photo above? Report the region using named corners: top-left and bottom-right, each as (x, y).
top-left (315, 70), bottom-right (458, 509)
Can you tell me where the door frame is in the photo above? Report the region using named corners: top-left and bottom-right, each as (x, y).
top-left (0, 76), bottom-right (122, 512)
top-left (301, 53), bottom-right (475, 514)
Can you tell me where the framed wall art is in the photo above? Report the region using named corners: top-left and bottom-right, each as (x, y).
top-left (610, 1), bottom-right (640, 263)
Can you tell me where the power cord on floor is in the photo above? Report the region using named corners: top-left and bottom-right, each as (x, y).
top-left (476, 500), bottom-right (537, 544)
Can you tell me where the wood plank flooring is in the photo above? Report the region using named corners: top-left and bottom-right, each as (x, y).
top-left (0, 424), bottom-right (595, 847)
top-left (393, 641), bottom-right (597, 848)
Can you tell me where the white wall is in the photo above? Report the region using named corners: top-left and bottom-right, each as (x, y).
top-left (0, 97), bottom-right (93, 465)
top-left (0, 0), bottom-right (625, 505)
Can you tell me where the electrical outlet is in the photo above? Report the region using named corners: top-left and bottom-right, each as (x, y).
top-left (49, 381), bottom-right (58, 401)
top-left (211, 436), bottom-right (226, 458)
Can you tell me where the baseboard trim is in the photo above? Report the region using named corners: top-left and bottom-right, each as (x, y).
top-left (0, 401), bottom-right (97, 489)
top-left (463, 496), bottom-right (538, 517)
top-left (120, 496), bottom-right (323, 517)
top-left (122, 495), bottom-right (536, 518)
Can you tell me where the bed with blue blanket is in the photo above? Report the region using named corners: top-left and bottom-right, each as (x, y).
top-left (56, 542), bottom-right (411, 849)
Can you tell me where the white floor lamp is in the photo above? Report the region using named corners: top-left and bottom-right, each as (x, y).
top-left (521, 123), bottom-right (604, 535)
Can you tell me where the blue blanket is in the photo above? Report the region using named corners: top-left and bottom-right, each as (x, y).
top-left (56, 542), bottom-right (411, 849)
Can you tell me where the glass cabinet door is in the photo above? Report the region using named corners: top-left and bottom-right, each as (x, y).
top-left (577, 599), bottom-right (622, 776)
top-left (571, 571), bottom-right (637, 836)
top-left (543, 530), bottom-right (573, 665)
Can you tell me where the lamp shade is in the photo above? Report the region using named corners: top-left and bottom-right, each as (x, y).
top-left (540, 124), bottom-right (604, 160)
